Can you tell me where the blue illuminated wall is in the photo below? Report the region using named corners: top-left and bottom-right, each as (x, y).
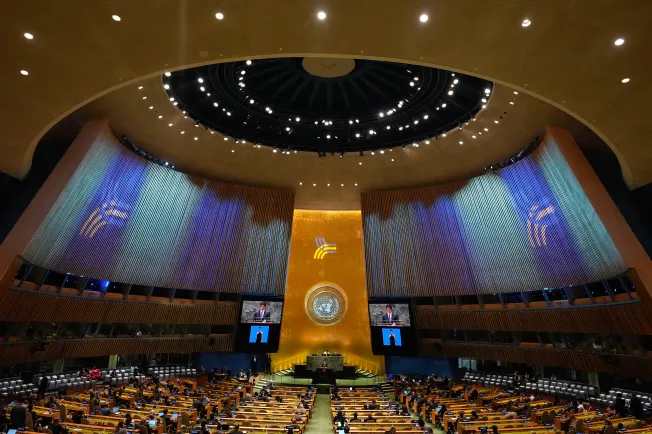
top-left (23, 125), bottom-right (293, 294)
top-left (362, 137), bottom-right (626, 297)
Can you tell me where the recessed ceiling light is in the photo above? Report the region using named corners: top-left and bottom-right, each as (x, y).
top-left (168, 123), bottom-right (173, 127)
top-left (459, 141), bottom-right (464, 145)
top-left (295, 117), bottom-right (300, 122)
top-left (621, 77), bottom-right (630, 83)
top-left (327, 184), bottom-right (330, 187)
top-left (359, 162), bottom-right (362, 165)
top-left (24, 32), bottom-right (34, 40)
top-left (425, 140), bottom-right (430, 144)
top-left (224, 137), bottom-right (228, 141)
top-left (313, 183), bottom-right (316, 186)
top-left (169, 97), bottom-right (175, 102)
top-left (448, 90), bottom-right (453, 95)
top-left (249, 99), bottom-right (254, 104)
top-left (513, 91), bottom-right (518, 95)
top-left (355, 183), bottom-right (358, 186)
top-left (194, 137), bottom-right (198, 141)
top-left (246, 60), bottom-right (252, 65)
top-left (214, 102), bottom-right (218, 107)
top-left (453, 79), bottom-right (459, 84)
top-left (158, 115), bottom-right (162, 119)
top-left (494, 120), bottom-right (499, 124)
top-left (442, 103), bottom-right (447, 108)
top-left (409, 82), bottom-right (415, 87)
top-left (317, 11), bottom-right (327, 20)
top-left (142, 96), bottom-right (147, 100)
top-left (386, 126), bottom-right (391, 130)
top-left (472, 135), bottom-right (476, 139)
top-left (112, 15), bottom-right (121, 22)
top-left (442, 133), bottom-right (447, 137)
top-left (180, 131), bottom-right (185, 134)
top-left (509, 101), bottom-right (514, 105)
top-left (20, 70), bottom-right (29, 76)
top-left (371, 151), bottom-right (375, 156)
top-left (419, 13), bottom-right (429, 23)
top-left (198, 78), bottom-right (204, 83)
top-left (379, 112), bottom-right (384, 117)
top-left (356, 133), bottom-right (360, 138)
top-left (484, 128), bottom-right (489, 131)
top-left (200, 87), bottom-right (205, 92)
top-left (484, 88), bottom-right (491, 94)
top-left (215, 12), bottom-right (224, 20)
top-left (391, 159), bottom-right (395, 162)
top-left (163, 84), bottom-right (170, 89)
top-left (482, 98), bottom-right (487, 103)
top-left (286, 127), bottom-right (291, 131)
top-left (614, 38), bottom-right (625, 46)
top-left (227, 112), bottom-right (231, 116)
top-left (326, 135), bottom-right (331, 139)
top-left (521, 18), bottom-right (531, 27)
top-left (341, 184), bottom-right (344, 187)
top-left (414, 120), bottom-right (419, 125)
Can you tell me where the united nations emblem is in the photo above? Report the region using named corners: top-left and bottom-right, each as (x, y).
top-left (305, 283), bottom-right (347, 326)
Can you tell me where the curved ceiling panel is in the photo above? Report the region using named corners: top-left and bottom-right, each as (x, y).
top-left (165, 58), bottom-right (492, 153)
top-left (1, 0), bottom-right (650, 190)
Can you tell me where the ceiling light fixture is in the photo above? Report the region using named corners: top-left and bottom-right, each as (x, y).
top-left (246, 60), bottom-right (252, 65)
top-left (419, 13), bottom-right (429, 23)
top-left (513, 91), bottom-right (519, 95)
top-left (149, 106), bottom-right (153, 109)
top-left (215, 12), bottom-right (224, 20)
top-left (484, 128), bottom-right (489, 131)
top-left (410, 82), bottom-right (415, 87)
top-left (112, 15), bottom-right (121, 21)
top-left (317, 11), bottom-right (327, 20)
top-left (448, 90), bottom-right (453, 95)
top-left (194, 137), bottom-right (198, 141)
top-left (158, 115), bottom-right (162, 119)
top-left (163, 84), bottom-right (170, 89)
top-left (459, 141), bottom-right (464, 145)
top-left (484, 88), bottom-right (491, 94)
top-left (621, 77), bottom-right (630, 83)
top-left (20, 70), bottom-right (29, 76)
top-left (295, 117), bottom-right (300, 122)
top-left (168, 123), bottom-right (173, 127)
top-left (614, 38), bottom-right (625, 46)
top-left (521, 18), bottom-right (531, 27)
top-left (24, 32), bottom-right (34, 39)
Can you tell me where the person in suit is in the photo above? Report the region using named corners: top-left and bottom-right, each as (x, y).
top-left (253, 302), bottom-right (271, 322)
top-left (256, 327), bottom-right (263, 343)
top-left (382, 305), bottom-right (399, 325)
top-left (322, 349), bottom-right (331, 356)
top-left (389, 330), bottom-right (396, 347)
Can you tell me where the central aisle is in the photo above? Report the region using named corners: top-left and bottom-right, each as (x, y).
top-left (304, 393), bottom-right (332, 433)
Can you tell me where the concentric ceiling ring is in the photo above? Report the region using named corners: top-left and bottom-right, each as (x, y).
top-left (165, 57), bottom-right (493, 154)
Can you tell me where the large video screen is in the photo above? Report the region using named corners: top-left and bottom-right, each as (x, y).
top-left (240, 300), bottom-right (284, 324)
top-left (248, 325), bottom-right (270, 344)
top-left (382, 328), bottom-right (402, 347)
top-left (368, 303), bottom-right (411, 327)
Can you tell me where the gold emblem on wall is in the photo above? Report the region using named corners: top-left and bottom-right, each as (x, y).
top-left (314, 237), bottom-right (337, 259)
top-left (304, 283), bottom-right (347, 326)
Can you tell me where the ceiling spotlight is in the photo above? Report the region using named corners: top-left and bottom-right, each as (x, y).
top-left (369, 129), bottom-right (375, 135)
top-left (410, 82), bottom-right (415, 87)
top-left (355, 183), bottom-right (358, 186)
top-left (442, 103), bottom-right (447, 108)
top-left (198, 78), bottom-right (204, 84)
top-left (419, 13), bottom-right (429, 23)
top-left (20, 70), bottom-right (29, 76)
top-left (326, 135), bottom-right (331, 139)
top-left (215, 12), bottom-right (224, 20)
top-left (327, 184), bottom-right (330, 187)
top-left (149, 106), bottom-right (153, 110)
top-left (484, 128), bottom-right (489, 131)
top-left (459, 141), bottom-right (463, 145)
top-left (299, 182), bottom-right (303, 185)
top-left (448, 90), bottom-right (454, 95)
top-left (413, 143), bottom-right (419, 147)
top-left (227, 112), bottom-right (231, 116)
top-left (355, 119), bottom-right (359, 123)
top-left (614, 38), bottom-right (625, 46)
top-left (349, 120), bottom-right (353, 124)
top-left (521, 18), bottom-right (531, 27)
top-left (380, 150), bottom-right (385, 154)
top-left (246, 60), bottom-right (252, 65)
top-left (472, 135), bottom-right (476, 139)
top-left (169, 97), bottom-right (175, 102)
top-left (484, 88), bottom-right (491, 94)
top-left (442, 133), bottom-right (447, 137)
top-left (286, 127), bottom-right (291, 131)
top-left (391, 159), bottom-right (395, 162)
top-left (224, 137), bottom-right (228, 141)
top-left (163, 84), bottom-right (170, 89)
top-left (317, 10), bottom-right (327, 20)
top-left (356, 133), bottom-right (360, 138)
top-left (200, 86), bottom-right (205, 91)
top-left (453, 79), bottom-right (459, 85)
top-left (24, 32), bottom-right (34, 40)
top-left (359, 162), bottom-right (362, 165)
top-left (142, 96), bottom-right (147, 100)
top-left (180, 131), bottom-right (185, 134)
top-left (214, 102), bottom-right (218, 107)
top-left (168, 123), bottom-right (172, 127)
top-left (164, 72), bottom-right (171, 77)
top-left (371, 152), bottom-right (375, 156)
top-left (494, 120), bottom-right (499, 124)
top-left (240, 71), bottom-right (246, 75)
top-left (112, 15), bottom-right (121, 21)
top-left (509, 101), bottom-right (514, 105)
top-left (414, 77), bottom-right (419, 81)
top-left (379, 112), bottom-right (384, 117)
top-left (194, 137), bottom-right (198, 141)
top-left (621, 77), bottom-right (630, 83)
top-left (399, 127), bottom-right (404, 131)
top-left (158, 115), bottom-right (162, 119)
top-left (341, 183), bottom-right (344, 187)
top-left (295, 117), bottom-right (300, 122)
top-left (386, 126), bottom-right (391, 130)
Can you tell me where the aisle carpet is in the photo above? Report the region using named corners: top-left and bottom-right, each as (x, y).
top-left (304, 393), bottom-right (333, 433)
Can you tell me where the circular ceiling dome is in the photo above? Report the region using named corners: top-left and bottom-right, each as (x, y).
top-left (165, 57), bottom-right (493, 154)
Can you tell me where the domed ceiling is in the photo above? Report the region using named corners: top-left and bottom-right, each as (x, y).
top-left (165, 58), bottom-right (492, 154)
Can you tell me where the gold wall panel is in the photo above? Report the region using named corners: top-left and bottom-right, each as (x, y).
top-left (274, 210), bottom-right (382, 374)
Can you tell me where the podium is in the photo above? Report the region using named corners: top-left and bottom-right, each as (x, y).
top-left (306, 355), bottom-right (344, 371)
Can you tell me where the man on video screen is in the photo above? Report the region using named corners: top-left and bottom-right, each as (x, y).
top-left (382, 305), bottom-right (400, 326)
top-left (252, 302), bottom-right (271, 322)
top-left (389, 330), bottom-right (396, 347)
top-left (256, 327), bottom-right (263, 343)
